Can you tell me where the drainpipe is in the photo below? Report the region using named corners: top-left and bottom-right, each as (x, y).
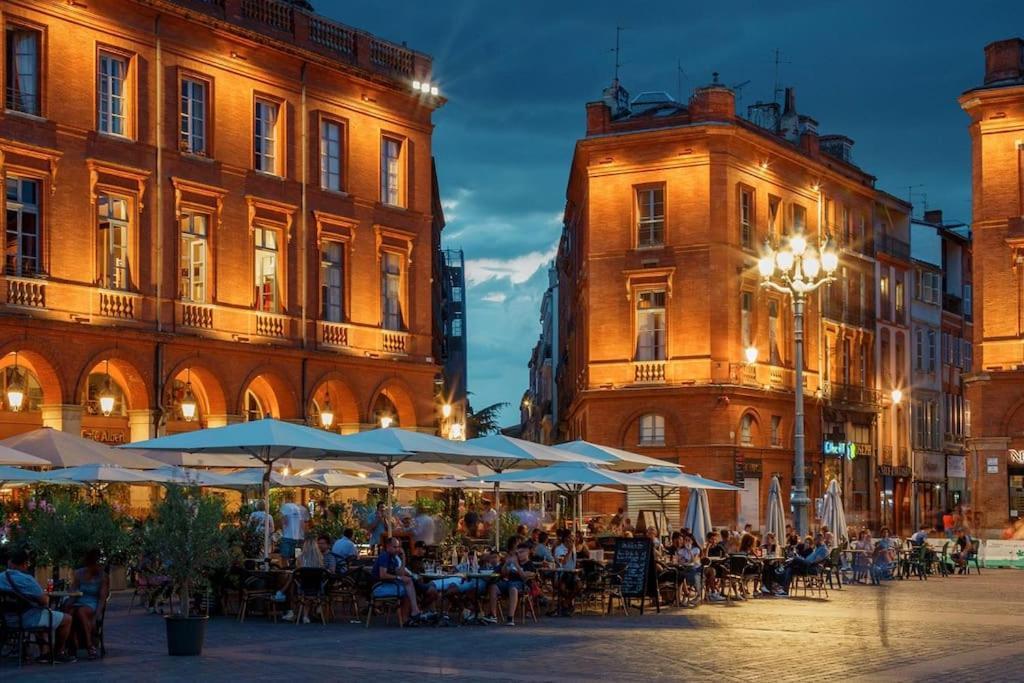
top-left (300, 62), bottom-right (308, 348)
top-left (154, 341), bottom-right (164, 437)
top-left (155, 14), bottom-right (164, 333)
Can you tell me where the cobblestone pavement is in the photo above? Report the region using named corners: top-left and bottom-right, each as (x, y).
top-left (4, 569), bottom-right (1023, 682)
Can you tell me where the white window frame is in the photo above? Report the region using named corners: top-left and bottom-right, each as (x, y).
top-left (739, 186), bottom-right (753, 249)
top-left (180, 77), bottom-right (207, 155)
top-left (768, 299), bottom-right (780, 365)
top-left (254, 99), bottom-right (279, 175)
top-left (5, 26), bottom-right (40, 116)
top-left (636, 186), bottom-right (665, 248)
top-left (963, 284), bottom-right (972, 317)
top-left (98, 52), bottom-right (128, 137)
top-left (638, 414), bottom-right (665, 446)
top-left (320, 240), bottom-right (344, 322)
top-left (179, 211), bottom-right (208, 303)
top-left (254, 226), bottom-right (279, 312)
top-left (97, 194), bottom-right (130, 290)
top-left (320, 119), bottom-right (342, 192)
top-left (381, 251), bottom-right (404, 330)
top-left (770, 415), bottom-right (782, 447)
top-left (635, 290), bottom-right (666, 361)
top-left (740, 291), bottom-right (753, 347)
top-left (740, 414), bottom-right (754, 446)
top-left (4, 176), bottom-right (41, 276)
top-left (380, 137), bottom-right (403, 206)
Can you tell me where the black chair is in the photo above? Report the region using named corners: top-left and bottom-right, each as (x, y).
top-left (0, 589), bottom-right (56, 667)
top-left (293, 568), bottom-right (328, 625)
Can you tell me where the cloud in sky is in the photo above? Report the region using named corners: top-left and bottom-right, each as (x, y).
top-left (321, 0), bottom-right (1020, 425)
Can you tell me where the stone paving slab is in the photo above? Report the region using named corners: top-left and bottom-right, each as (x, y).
top-left (4, 569), bottom-right (1023, 681)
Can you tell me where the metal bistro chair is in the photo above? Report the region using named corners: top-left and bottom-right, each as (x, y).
top-left (293, 568), bottom-right (329, 625)
top-left (325, 570), bottom-right (362, 622)
top-left (791, 561), bottom-right (829, 599)
top-left (365, 581), bottom-right (404, 628)
top-left (0, 589), bottom-right (56, 667)
top-left (238, 570), bottom-right (278, 623)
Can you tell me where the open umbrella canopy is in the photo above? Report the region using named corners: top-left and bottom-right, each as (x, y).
top-left (297, 470), bottom-right (374, 490)
top-left (765, 475), bottom-right (788, 543)
top-left (143, 451), bottom-right (262, 469)
top-left (0, 444), bottom-right (49, 467)
top-left (467, 434), bottom-right (604, 467)
top-left (552, 440), bottom-right (673, 469)
top-left (632, 466), bottom-right (741, 492)
top-left (683, 488), bottom-right (713, 541)
top-left (0, 428), bottom-right (163, 468)
top-left (44, 464), bottom-right (155, 484)
top-left (211, 469), bottom-right (321, 489)
top-left (0, 465), bottom-right (52, 483)
top-left (322, 428), bottom-right (518, 469)
top-left (470, 461), bottom-right (649, 490)
top-left (821, 479), bottom-right (849, 542)
top-left (146, 465), bottom-right (236, 487)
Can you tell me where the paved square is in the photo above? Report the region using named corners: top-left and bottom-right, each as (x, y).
top-left (5, 569), bottom-right (1023, 682)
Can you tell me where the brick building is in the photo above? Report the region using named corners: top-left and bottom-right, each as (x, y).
top-left (0, 1), bottom-right (446, 450)
top-left (961, 37), bottom-right (1024, 536)
top-left (550, 76), bottom-right (909, 527)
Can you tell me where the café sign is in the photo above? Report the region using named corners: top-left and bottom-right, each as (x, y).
top-left (1010, 449), bottom-right (1024, 465)
top-left (824, 441), bottom-right (857, 460)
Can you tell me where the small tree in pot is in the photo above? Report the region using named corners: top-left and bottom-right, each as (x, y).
top-left (144, 485), bottom-right (230, 656)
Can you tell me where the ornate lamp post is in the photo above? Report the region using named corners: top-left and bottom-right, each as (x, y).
top-left (757, 231), bottom-right (839, 535)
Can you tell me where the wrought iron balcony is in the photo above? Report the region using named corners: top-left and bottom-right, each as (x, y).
top-left (942, 293), bottom-right (963, 315)
top-left (876, 234), bottom-right (911, 262)
top-left (822, 381), bottom-right (882, 408)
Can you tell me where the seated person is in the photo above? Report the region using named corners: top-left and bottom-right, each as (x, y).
top-left (531, 532), bottom-right (555, 564)
top-left (315, 535), bottom-right (333, 569)
top-left (674, 533), bottom-right (702, 607)
top-left (609, 507), bottom-right (625, 531)
top-left (777, 533), bottom-right (829, 596)
top-left (702, 530), bottom-right (728, 602)
top-left (550, 529), bottom-right (580, 616)
top-left (68, 548), bottom-right (109, 660)
top-left (327, 528), bottom-right (359, 574)
top-left (910, 525), bottom-right (931, 546)
top-left (760, 532), bottom-right (779, 559)
top-left (486, 543), bottom-right (533, 626)
top-left (403, 541), bottom-right (439, 613)
top-left (952, 532), bottom-right (975, 573)
top-left (0, 549), bottom-right (75, 663)
top-left (574, 531), bottom-right (592, 559)
top-left (137, 551), bottom-right (172, 614)
top-left (281, 538), bottom-right (325, 622)
top-left (371, 537), bottom-right (426, 626)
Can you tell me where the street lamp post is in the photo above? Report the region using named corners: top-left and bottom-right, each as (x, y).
top-left (758, 231), bottom-right (838, 536)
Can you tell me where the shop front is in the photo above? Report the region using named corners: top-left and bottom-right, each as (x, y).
top-left (913, 450), bottom-right (945, 530)
top-left (946, 454), bottom-right (968, 510)
top-left (1010, 448), bottom-right (1024, 522)
top-left (821, 437), bottom-right (874, 529)
top-left (877, 464), bottom-right (913, 535)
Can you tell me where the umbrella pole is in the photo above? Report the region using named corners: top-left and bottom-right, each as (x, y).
top-left (493, 480), bottom-right (501, 551)
top-left (263, 455), bottom-right (272, 562)
top-left (385, 464), bottom-right (395, 538)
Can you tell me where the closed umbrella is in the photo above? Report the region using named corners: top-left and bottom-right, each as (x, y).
top-left (128, 418), bottom-right (407, 559)
top-left (821, 479), bottom-right (849, 543)
top-left (683, 488), bottom-right (713, 542)
top-left (0, 428), bottom-right (163, 468)
top-left (764, 475), bottom-right (787, 550)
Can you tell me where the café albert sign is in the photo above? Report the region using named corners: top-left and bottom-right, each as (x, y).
top-left (1011, 449), bottom-right (1024, 466)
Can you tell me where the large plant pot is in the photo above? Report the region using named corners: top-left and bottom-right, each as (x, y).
top-left (165, 615), bottom-right (208, 656)
top-left (109, 565), bottom-right (128, 591)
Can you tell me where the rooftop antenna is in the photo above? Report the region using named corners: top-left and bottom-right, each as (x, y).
top-left (771, 48), bottom-right (791, 104)
top-left (907, 184), bottom-right (926, 214)
top-left (676, 60), bottom-right (688, 102)
top-left (611, 26), bottom-right (624, 83)
top-left (732, 80), bottom-right (751, 109)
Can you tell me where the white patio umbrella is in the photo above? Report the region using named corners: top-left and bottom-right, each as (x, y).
top-left (0, 465), bottom-right (52, 485)
top-left (553, 440), bottom-right (673, 470)
top-left (0, 428), bottom-right (163, 468)
top-left (44, 464), bottom-right (155, 498)
top-left (212, 469), bottom-right (317, 489)
top-left (0, 444), bottom-right (49, 467)
top-left (471, 461), bottom-right (650, 533)
top-left (682, 488), bottom-right (713, 542)
top-left (142, 451), bottom-right (262, 469)
top-left (468, 434), bottom-right (605, 548)
top-left (764, 475), bottom-right (788, 549)
top-left (821, 478), bottom-right (849, 543)
top-left (127, 418), bottom-right (407, 559)
top-left (632, 466), bottom-right (741, 531)
top-left (146, 465), bottom-right (236, 487)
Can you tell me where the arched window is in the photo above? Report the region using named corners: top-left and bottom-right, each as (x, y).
top-left (244, 389), bottom-right (264, 422)
top-left (2, 366), bottom-right (42, 412)
top-left (372, 393), bottom-right (398, 428)
top-left (84, 372), bottom-right (127, 416)
top-left (638, 414), bottom-right (665, 446)
top-left (739, 413), bottom-right (755, 446)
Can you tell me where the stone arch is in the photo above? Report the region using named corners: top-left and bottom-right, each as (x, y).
top-left (76, 348), bottom-right (151, 412)
top-left (237, 365), bottom-right (299, 420)
top-left (0, 343), bottom-right (64, 406)
top-left (368, 376), bottom-right (417, 428)
top-left (164, 357), bottom-right (229, 423)
top-left (616, 406), bottom-right (683, 448)
top-left (737, 408), bottom-right (762, 447)
top-left (307, 371), bottom-right (361, 432)
top-left (1000, 397), bottom-right (1024, 438)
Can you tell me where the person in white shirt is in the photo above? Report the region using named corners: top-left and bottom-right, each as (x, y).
top-left (278, 497), bottom-right (309, 560)
top-left (248, 501), bottom-right (274, 535)
top-left (551, 529), bottom-right (579, 616)
top-left (326, 528), bottom-right (359, 573)
top-left (414, 511), bottom-right (437, 546)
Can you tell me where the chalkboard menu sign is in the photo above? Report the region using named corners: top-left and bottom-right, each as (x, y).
top-left (613, 536), bottom-right (659, 612)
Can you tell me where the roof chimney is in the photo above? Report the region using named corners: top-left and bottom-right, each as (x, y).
top-left (689, 72), bottom-right (735, 121)
top-left (923, 209), bottom-right (944, 225)
top-left (602, 78), bottom-right (631, 119)
top-left (779, 87), bottom-right (800, 142)
top-left (983, 38), bottom-right (1024, 84)
top-left (586, 100), bottom-right (611, 135)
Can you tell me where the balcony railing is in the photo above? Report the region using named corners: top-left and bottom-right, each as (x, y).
top-left (822, 304), bottom-right (875, 329)
top-left (5, 276), bottom-right (46, 309)
top-left (319, 321), bottom-right (351, 349)
top-left (96, 290), bottom-right (140, 320)
top-left (943, 293), bottom-right (963, 315)
top-left (634, 361), bottom-right (666, 383)
top-left (381, 330), bottom-right (409, 354)
top-left (241, 0), bottom-right (294, 32)
top-left (876, 234), bottom-right (911, 262)
top-left (254, 311), bottom-right (288, 338)
top-left (179, 302), bottom-right (214, 330)
top-left (823, 381), bottom-right (882, 408)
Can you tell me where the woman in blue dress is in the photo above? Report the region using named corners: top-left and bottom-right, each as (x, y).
top-left (69, 548), bottom-right (109, 660)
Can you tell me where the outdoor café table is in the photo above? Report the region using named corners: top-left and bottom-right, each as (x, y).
top-left (418, 572), bottom-right (466, 625)
top-left (464, 571), bottom-right (500, 624)
top-left (45, 590), bottom-right (82, 609)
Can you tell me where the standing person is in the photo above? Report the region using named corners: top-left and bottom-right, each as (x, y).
top-left (365, 501), bottom-right (391, 548)
top-left (414, 506), bottom-right (437, 546)
top-left (0, 549), bottom-right (76, 663)
top-left (278, 496), bottom-right (310, 561)
top-left (68, 549), bottom-right (109, 660)
top-left (942, 509), bottom-right (956, 540)
top-left (248, 500), bottom-right (274, 555)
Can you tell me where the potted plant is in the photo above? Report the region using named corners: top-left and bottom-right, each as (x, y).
top-left (144, 485), bottom-right (229, 656)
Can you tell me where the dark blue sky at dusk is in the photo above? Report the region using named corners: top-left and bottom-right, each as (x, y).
top-left (323, 1), bottom-right (1022, 425)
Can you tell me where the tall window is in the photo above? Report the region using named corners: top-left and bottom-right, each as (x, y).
top-left (5, 26), bottom-right (40, 115)
top-left (792, 204), bottom-right (806, 234)
top-left (180, 78), bottom-right (206, 155)
top-left (927, 329), bottom-right (937, 371)
top-left (254, 227), bottom-right (279, 312)
top-left (768, 300), bottom-right (780, 365)
top-left (770, 415), bottom-right (782, 447)
top-left (5, 177), bottom-right (40, 276)
top-left (740, 291), bottom-right (753, 347)
top-left (841, 338), bottom-right (851, 384)
top-left (739, 414), bottom-right (754, 446)
top-left (254, 99), bottom-right (279, 174)
top-left (768, 196), bottom-right (781, 238)
top-left (880, 275), bottom-right (890, 319)
top-left (895, 279), bottom-right (905, 320)
top-left (636, 186), bottom-right (664, 248)
top-left (839, 205), bottom-right (850, 245)
top-left (739, 187), bottom-right (753, 249)
top-left (381, 252), bottom-right (404, 330)
top-left (320, 120), bottom-right (342, 191)
top-left (98, 52), bottom-right (128, 136)
top-left (963, 284), bottom-right (972, 319)
top-left (179, 211), bottom-right (208, 303)
top-left (244, 390), bottom-right (264, 422)
top-left (320, 240), bottom-right (344, 322)
top-left (635, 290), bottom-right (666, 361)
top-left (915, 329), bottom-right (924, 371)
top-left (638, 414), bottom-right (665, 446)
top-left (380, 137), bottom-right (402, 206)
top-left (97, 194), bottom-right (130, 290)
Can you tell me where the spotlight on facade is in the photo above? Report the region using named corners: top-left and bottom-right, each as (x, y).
top-left (6, 354), bottom-right (25, 412)
top-left (320, 393), bottom-right (335, 430)
top-left (380, 415), bottom-right (394, 429)
top-left (180, 383), bottom-right (198, 422)
top-left (744, 345), bottom-right (759, 366)
top-left (449, 422), bottom-right (465, 441)
top-left (442, 402), bottom-right (452, 419)
top-left (890, 388), bottom-right (903, 405)
top-left (430, 86), bottom-right (439, 96)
